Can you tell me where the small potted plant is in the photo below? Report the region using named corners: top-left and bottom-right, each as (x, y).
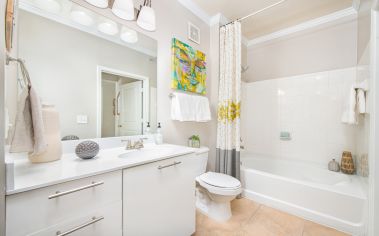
top-left (188, 135), bottom-right (200, 148)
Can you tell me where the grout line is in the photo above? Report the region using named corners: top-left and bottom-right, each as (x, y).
top-left (247, 203), bottom-right (262, 223)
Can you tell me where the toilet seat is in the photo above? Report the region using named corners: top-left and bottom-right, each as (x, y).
top-left (197, 172), bottom-right (242, 196)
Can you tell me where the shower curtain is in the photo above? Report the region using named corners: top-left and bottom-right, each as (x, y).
top-left (216, 22), bottom-right (241, 180)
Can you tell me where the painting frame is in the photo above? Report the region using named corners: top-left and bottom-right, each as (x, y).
top-left (188, 22), bottom-right (200, 44)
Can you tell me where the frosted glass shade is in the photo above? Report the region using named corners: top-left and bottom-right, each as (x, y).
top-left (98, 18), bottom-right (119, 35)
top-left (70, 7), bottom-right (94, 26)
top-left (112, 0), bottom-right (134, 20)
top-left (137, 6), bottom-right (156, 31)
top-left (120, 27), bottom-right (138, 43)
top-left (34, 0), bottom-right (61, 13)
top-left (84, 0), bottom-right (108, 8)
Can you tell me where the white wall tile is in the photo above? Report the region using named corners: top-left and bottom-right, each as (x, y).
top-left (241, 67), bottom-right (361, 166)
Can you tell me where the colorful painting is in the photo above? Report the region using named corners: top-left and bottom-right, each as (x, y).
top-left (171, 38), bottom-right (206, 95)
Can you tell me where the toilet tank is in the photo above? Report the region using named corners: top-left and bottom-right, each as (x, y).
top-left (193, 148), bottom-right (209, 177)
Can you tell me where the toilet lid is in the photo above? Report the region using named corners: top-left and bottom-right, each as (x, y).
top-left (199, 172), bottom-right (241, 189)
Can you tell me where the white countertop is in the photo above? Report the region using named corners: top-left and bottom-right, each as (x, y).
top-left (6, 143), bottom-right (209, 195)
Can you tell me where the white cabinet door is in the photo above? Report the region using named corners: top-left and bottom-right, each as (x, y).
top-left (123, 154), bottom-right (198, 236)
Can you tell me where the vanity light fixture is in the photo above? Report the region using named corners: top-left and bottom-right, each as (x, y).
top-left (70, 6), bottom-right (95, 26)
top-left (120, 26), bottom-right (138, 43)
top-left (112, 0), bottom-right (135, 20)
top-left (98, 18), bottom-right (119, 35)
top-left (34, 0), bottom-right (62, 14)
top-left (136, 0), bottom-right (156, 31)
top-left (84, 0), bottom-right (108, 8)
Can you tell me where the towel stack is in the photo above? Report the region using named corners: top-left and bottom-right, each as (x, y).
top-left (171, 92), bottom-right (211, 122)
top-left (341, 80), bottom-right (368, 125)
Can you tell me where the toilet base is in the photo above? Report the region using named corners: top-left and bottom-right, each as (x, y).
top-left (196, 188), bottom-right (232, 222)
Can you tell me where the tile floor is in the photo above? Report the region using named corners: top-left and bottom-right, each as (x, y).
top-left (194, 198), bottom-right (350, 236)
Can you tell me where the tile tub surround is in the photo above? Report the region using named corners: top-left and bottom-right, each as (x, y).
top-left (194, 198), bottom-right (350, 236)
top-left (241, 67), bottom-right (362, 166)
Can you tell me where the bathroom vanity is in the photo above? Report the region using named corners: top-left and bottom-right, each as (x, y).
top-left (6, 140), bottom-right (208, 236)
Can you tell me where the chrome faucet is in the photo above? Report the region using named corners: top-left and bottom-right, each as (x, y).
top-left (121, 138), bottom-right (145, 150)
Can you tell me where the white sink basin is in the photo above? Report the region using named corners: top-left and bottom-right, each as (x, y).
top-left (118, 144), bottom-right (191, 159)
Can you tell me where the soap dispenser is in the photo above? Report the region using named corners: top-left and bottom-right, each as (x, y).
top-left (145, 122), bottom-right (151, 135)
top-left (155, 122), bottom-right (163, 145)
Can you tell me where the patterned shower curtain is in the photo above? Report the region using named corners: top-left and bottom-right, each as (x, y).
top-left (216, 22), bottom-right (241, 180)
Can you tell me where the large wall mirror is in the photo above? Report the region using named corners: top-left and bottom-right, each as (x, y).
top-left (10, 0), bottom-right (157, 140)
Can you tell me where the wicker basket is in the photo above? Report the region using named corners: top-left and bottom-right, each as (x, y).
top-left (341, 151), bottom-right (355, 175)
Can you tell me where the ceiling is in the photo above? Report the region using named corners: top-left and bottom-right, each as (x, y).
top-left (191, 0), bottom-right (353, 39)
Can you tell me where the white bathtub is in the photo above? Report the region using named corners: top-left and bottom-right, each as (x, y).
top-left (241, 154), bottom-right (367, 235)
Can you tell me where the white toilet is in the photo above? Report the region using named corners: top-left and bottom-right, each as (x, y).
top-left (195, 149), bottom-right (242, 222)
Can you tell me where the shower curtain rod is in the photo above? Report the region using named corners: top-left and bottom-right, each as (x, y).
top-left (220, 0), bottom-right (287, 27)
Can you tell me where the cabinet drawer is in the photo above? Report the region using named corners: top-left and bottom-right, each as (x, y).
top-left (6, 171), bottom-right (122, 236)
top-left (30, 201), bottom-right (122, 236)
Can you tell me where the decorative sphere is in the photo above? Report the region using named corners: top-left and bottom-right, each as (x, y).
top-left (75, 141), bottom-right (100, 159)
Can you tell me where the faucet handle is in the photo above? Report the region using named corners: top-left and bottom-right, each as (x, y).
top-left (121, 139), bottom-right (132, 149)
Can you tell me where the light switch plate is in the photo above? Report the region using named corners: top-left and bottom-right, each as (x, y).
top-left (77, 115), bottom-right (88, 124)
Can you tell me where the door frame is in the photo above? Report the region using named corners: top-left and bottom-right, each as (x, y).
top-left (101, 79), bottom-right (118, 137)
top-left (96, 66), bottom-right (149, 138)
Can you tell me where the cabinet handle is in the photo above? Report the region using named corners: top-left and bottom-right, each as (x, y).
top-left (56, 216), bottom-right (104, 236)
top-left (157, 161), bottom-right (182, 170)
top-left (48, 181), bottom-right (104, 199)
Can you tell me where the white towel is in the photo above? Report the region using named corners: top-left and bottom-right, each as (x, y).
top-left (10, 85), bottom-right (47, 155)
top-left (171, 92), bottom-right (211, 122)
top-left (9, 60), bottom-right (47, 155)
top-left (357, 89), bottom-right (366, 114)
top-left (194, 95), bottom-right (211, 122)
top-left (341, 86), bottom-right (357, 125)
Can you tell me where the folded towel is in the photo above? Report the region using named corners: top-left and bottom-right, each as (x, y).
top-left (341, 86), bottom-right (357, 125)
top-left (171, 92), bottom-right (211, 122)
top-left (9, 60), bottom-right (47, 155)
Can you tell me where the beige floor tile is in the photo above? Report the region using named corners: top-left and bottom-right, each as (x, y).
top-left (302, 221), bottom-right (351, 236)
top-left (194, 198), bottom-right (348, 236)
top-left (193, 229), bottom-right (247, 236)
top-left (198, 198), bottom-right (260, 232)
top-left (242, 205), bottom-right (304, 236)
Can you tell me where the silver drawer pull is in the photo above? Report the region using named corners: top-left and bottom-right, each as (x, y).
top-left (48, 181), bottom-right (104, 199)
top-left (158, 161), bottom-right (182, 170)
top-left (56, 216), bottom-right (104, 236)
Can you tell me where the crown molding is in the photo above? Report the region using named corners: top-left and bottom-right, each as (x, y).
top-left (247, 7), bottom-right (358, 47)
top-left (177, 0), bottom-right (212, 25)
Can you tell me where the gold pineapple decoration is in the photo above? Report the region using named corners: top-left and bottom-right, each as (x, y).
top-left (341, 151), bottom-right (355, 175)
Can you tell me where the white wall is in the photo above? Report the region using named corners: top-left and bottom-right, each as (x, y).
top-left (18, 10), bottom-right (157, 139)
top-left (241, 67), bottom-right (359, 166)
top-left (245, 20), bottom-right (358, 82)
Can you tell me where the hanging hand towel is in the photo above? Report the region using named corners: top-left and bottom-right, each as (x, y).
top-left (341, 86), bottom-right (357, 125)
top-left (171, 92), bottom-right (211, 122)
top-left (9, 59), bottom-right (47, 155)
top-left (357, 89), bottom-right (366, 114)
top-left (194, 95), bottom-right (211, 122)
